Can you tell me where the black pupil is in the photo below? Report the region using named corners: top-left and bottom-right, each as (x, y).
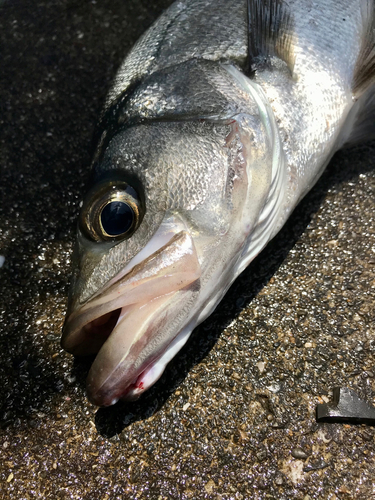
top-left (100, 201), bottom-right (134, 236)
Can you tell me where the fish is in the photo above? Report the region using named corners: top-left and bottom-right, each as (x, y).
top-left (61, 0), bottom-right (375, 406)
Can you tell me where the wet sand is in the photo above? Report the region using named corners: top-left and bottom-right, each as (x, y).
top-left (1, 1), bottom-right (374, 498)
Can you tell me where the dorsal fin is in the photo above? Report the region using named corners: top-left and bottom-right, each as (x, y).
top-left (247, 0), bottom-right (295, 74)
top-left (353, 0), bottom-right (375, 97)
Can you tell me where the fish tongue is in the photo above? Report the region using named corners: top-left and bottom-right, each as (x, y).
top-left (86, 290), bottom-right (186, 407)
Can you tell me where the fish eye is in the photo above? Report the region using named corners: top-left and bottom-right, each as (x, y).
top-left (80, 181), bottom-right (143, 242)
top-left (100, 200), bottom-right (134, 237)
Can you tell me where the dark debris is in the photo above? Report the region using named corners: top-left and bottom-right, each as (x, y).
top-left (316, 387), bottom-right (375, 425)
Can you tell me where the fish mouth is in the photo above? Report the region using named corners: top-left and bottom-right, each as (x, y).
top-left (62, 227), bottom-right (201, 406)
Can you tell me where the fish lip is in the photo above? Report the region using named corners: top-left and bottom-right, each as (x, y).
top-left (62, 226), bottom-right (202, 406)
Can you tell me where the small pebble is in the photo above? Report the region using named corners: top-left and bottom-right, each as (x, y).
top-left (275, 475), bottom-right (284, 485)
top-left (303, 459), bottom-right (329, 472)
top-left (291, 448), bottom-right (308, 459)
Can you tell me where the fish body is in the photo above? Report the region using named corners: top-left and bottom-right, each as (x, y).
top-left (62, 0), bottom-right (375, 406)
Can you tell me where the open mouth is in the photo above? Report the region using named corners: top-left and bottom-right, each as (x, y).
top-left (83, 308), bottom-right (121, 343)
top-left (62, 229), bottom-right (202, 406)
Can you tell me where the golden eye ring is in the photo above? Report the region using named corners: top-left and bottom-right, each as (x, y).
top-left (80, 181), bottom-right (143, 242)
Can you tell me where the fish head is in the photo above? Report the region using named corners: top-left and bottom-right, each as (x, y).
top-left (62, 85), bottom-right (281, 406)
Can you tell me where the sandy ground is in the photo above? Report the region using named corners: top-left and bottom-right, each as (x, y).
top-left (0, 1), bottom-right (374, 498)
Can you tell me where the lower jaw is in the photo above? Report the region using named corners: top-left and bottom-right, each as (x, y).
top-left (124, 320), bottom-right (197, 401)
top-left (87, 320), bottom-right (196, 406)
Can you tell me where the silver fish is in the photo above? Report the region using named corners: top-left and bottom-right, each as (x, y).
top-left (62, 0), bottom-right (375, 406)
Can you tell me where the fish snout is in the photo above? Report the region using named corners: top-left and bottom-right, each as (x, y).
top-left (62, 229), bottom-right (202, 406)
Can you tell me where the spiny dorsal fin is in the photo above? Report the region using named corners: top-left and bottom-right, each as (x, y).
top-left (247, 0), bottom-right (295, 74)
top-left (353, 0), bottom-right (375, 97)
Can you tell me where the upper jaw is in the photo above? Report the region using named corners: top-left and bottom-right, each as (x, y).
top-left (62, 221), bottom-right (202, 406)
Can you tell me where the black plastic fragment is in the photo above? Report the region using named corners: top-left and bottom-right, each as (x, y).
top-left (316, 387), bottom-right (375, 425)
